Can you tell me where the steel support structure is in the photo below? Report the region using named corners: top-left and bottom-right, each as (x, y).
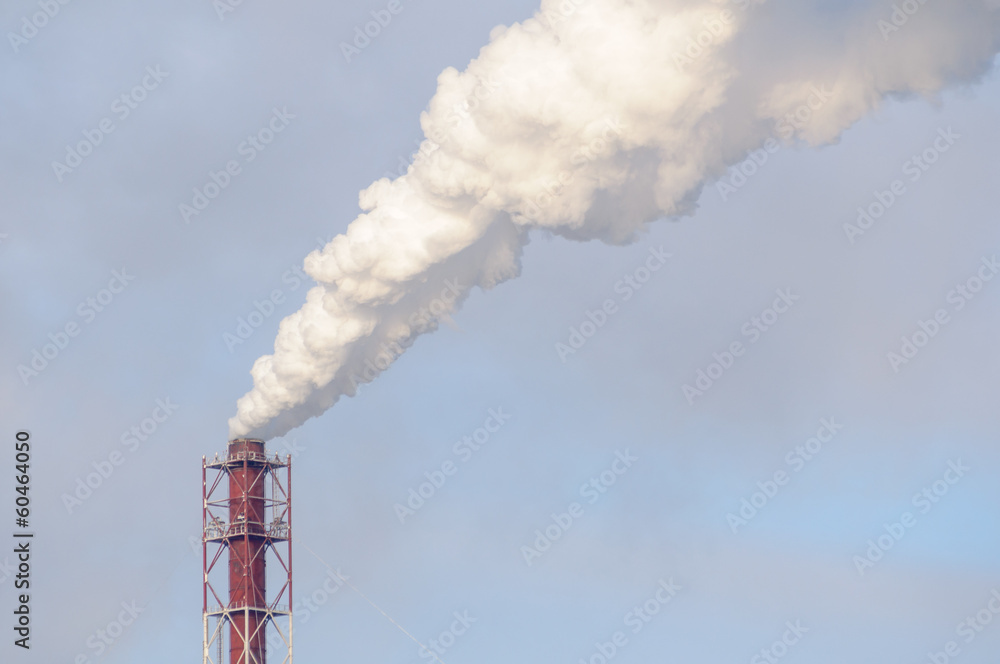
top-left (203, 439), bottom-right (292, 664)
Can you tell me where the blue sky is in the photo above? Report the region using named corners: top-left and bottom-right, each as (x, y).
top-left (3, 1), bottom-right (1000, 663)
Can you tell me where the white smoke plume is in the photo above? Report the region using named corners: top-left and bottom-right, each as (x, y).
top-left (230, 0), bottom-right (1000, 439)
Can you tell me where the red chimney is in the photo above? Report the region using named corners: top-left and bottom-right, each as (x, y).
top-left (203, 439), bottom-right (293, 664)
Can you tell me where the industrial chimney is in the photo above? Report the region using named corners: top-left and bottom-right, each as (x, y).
top-left (203, 439), bottom-right (293, 664)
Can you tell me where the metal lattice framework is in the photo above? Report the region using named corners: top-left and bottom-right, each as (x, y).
top-left (203, 439), bottom-right (292, 664)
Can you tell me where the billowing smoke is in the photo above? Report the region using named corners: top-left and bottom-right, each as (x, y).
top-left (230, 0), bottom-right (1000, 439)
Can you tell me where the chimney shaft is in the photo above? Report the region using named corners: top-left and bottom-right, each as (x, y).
top-left (227, 439), bottom-right (268, 664)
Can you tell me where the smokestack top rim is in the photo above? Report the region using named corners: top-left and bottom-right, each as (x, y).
top-left (228, 437), bottom-right (266, 445)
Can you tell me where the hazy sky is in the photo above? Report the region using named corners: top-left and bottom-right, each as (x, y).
top-left (3, 1), bottom-right (1000, 663)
